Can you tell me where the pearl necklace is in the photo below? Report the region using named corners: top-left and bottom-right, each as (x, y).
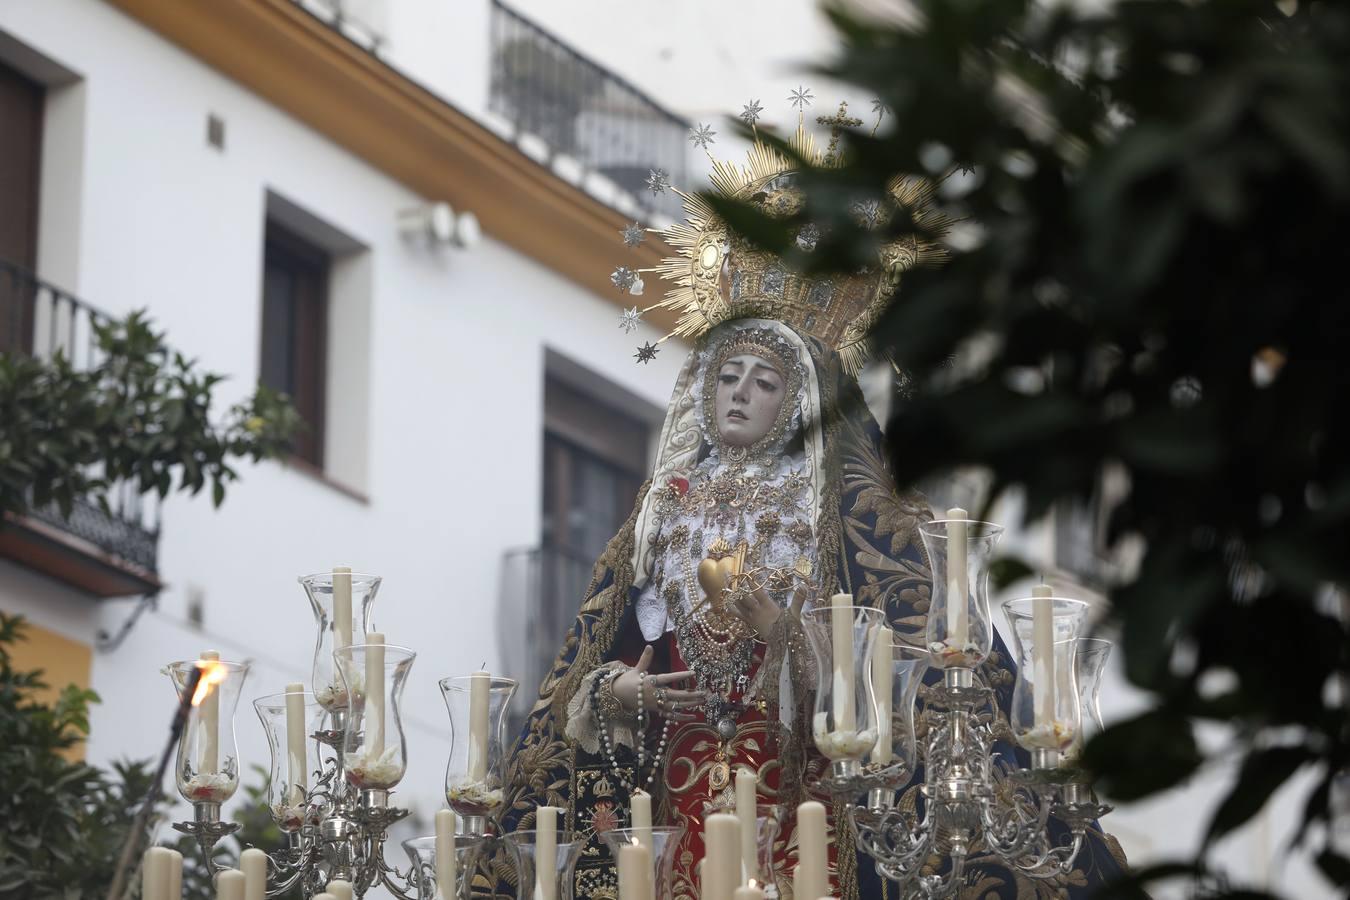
top-left (593, 669), bottom-right (671, 794)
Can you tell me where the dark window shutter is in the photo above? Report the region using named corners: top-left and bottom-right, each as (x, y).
top-left (0, 61), bottom-right (43, 354)
top-left (260, 223), bottom-right (329, 467)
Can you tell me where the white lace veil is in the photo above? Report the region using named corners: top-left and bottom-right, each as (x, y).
top-left (630, 319), bottom-right (828, 588)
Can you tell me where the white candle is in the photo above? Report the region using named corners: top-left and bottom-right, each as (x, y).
top-left (870, 624), bottom-right (894, 765)
top-left (333, 567), bottom-right (353, 650)
top-left (142, 846), bottom-right (172, 900)
top-left (1032, 584), bottom-right (1055, 728)
top-left (733, 887), bottom-right (766, 900)
top-left (468, 670), bottom-right (491, 782)
top-left (796, 800), bottom-right (828, 900)
top-left (830, 594), bottom-right (856, 732)
top-left (241, 848), bottom-right (267, 900)
top-left (945, 510), bottom-right (969, 647)
top-left (215, 870), bottom-right (245, 900)
top-left (313, 895), bottom-right (337, 900)
top-left (617, 841), bottom-right (653, 900)
top-left (325, 880), bottom-right (354, 900)
top-left (735, 767), bottom-right (758, 884)
top-left (285, 682), bottom-right (307, 801)
top-left (166, 849), bottom-right (183, 900)
top-left (436, 808), bottom-right (457, 899)
top-left (536, 805), bottom-right (558, 900)
top-left (365, 633), bottom-right (386, 751)
top-left (199, 650), bottom-right (220, 774)
top-left (631, 788), bottom-right (652, 851)
top-left (704, 813), bottom-right (741, 900)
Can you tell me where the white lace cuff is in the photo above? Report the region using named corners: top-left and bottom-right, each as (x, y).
top-left (564, 661), bottom-right (641, 754)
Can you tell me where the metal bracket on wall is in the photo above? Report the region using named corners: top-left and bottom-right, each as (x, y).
top-left (95, 592), bottom-right (159, 653)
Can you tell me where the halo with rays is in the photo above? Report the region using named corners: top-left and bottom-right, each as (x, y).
top-left (619, 107), bottom-right (953, 376)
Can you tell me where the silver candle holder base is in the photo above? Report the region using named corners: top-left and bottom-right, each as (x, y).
top-left (171, 801), bottom-right (240, 871)
top-left (457, 814), bottom-right (489, 838)
top-left (832, 758), bottom-right (863, 780)
top-left (1030, 748), bottom-right (1061, 771)
top-left (944, 667), bottom-right (974, 690)
top-left (867, 788), bottom-right (898, 811)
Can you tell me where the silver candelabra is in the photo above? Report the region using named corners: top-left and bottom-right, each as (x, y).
top-left (160, 516), bottom-right (1115, 900)
top-left (173, 722), bottom-right (424, 897)
top-left (164, 572), bottom-right (512, 899)
top-left (850, 666), bottom-right (1111, 897)
top-left (823, 512), bottom-right (1115, 898)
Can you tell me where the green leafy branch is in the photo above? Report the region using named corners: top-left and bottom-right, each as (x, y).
top-left (0, 310), bottom-right (301, 523)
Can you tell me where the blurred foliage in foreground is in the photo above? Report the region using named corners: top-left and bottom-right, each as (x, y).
top-left (707, 0), bottom-right (1350, 895)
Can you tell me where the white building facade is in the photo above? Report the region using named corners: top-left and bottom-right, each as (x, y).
top-left (0, 0), bottom-right (686, 853)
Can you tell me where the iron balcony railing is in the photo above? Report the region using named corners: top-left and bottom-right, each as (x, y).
top-left (498, 543), bottom-right (598, 735)
top-left (0, 258), bottom-right (160, 574)
top-left (489, 0), bottom-right (690, 218)
top-left (289, 0), bottom-right (388, 55)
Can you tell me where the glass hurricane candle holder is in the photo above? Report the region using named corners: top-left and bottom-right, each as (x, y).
top-left (440, 674), bottom-right (518, 834)
top-left (335, 642), bottom-right (416, 791)
top-left (919, 516), bottom-right (1005, 669)
top-left (253, 690), bottom-right (326, 832)
top-left (750, 804), bottom-right (782, 891)
top-left (597, 826), bottom-right (686, 900)
top-left (167, 658), bottom-right (250, 807)
top-left (1003, 596), bottom-right (1089, 758)
top-left (503, 830), bottom-right (583, 900)
top-left (802, 604), bottom-right (884, 778)
top-left (403, 834), bottom-right (485, 900)
top-left (865, 641), bottom-right (928, 789)
top-left (1064, 637), bottom-right (1112, 768)
top-left (301, 570), bottom-right (382, 711)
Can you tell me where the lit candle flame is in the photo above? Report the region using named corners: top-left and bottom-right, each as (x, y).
top-left (191, 659), bottom-right (228, 707)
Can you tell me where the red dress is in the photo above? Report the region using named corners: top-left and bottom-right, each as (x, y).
top-left (613, 628), bottom-right (838, 899)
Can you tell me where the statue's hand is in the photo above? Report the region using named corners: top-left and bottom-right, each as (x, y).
top-left (730, 580), bottom-right (786, 639)
top-left (610, 645), bottom-right (707, 720)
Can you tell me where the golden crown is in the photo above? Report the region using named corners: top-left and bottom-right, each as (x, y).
top-left (615, 95), bottom-right (953, 375)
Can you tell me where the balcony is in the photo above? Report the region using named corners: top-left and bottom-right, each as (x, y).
top-left (489, 0), bottom-right (690, 220)
top-left (498, 543), bottom-right (596, 733)
top-left (0, 259), bottom-right (161, 598)
top-left (288, 0), bottom-right (388, 56)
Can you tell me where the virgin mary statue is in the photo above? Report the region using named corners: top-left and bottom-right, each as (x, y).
top-left (495, 124), bottom-right (1127, 899)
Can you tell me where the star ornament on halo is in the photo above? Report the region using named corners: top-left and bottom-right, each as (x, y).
top-left (788, 85), bottom-right (814, 111)
top-left (618, 306), bottom-right (642, 334)
top-left (645, 168), bottom-right (671, 195)
top-left (688, 123), bottom-right (717, 150)
top-left (610, 266), bottom-right (638, 293)
top-left (740, 99), bottom-right (764, 126)
top-left (634, 341), bottom-right (660, 364)
top-left (621, 222), bottom-right (645, 247)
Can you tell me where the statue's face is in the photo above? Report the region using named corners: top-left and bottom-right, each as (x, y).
top-left (715, 353), bottom-right (787, 448)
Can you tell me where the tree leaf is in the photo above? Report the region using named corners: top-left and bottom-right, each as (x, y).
top-left (1204, 745), bottom-right (1312, 847)
top-left (1084, 709), bottom-right (1202, 801)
